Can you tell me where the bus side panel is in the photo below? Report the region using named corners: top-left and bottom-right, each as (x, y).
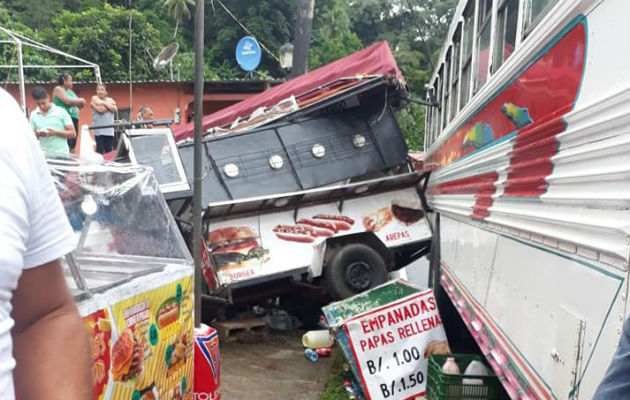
top-left (427, 0), bottom-right (630, 398)
top-left (440, 215), bottom-right (627, 400)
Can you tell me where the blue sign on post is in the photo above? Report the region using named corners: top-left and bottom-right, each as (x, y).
top-left (235, 36), bottom-right (262, 72)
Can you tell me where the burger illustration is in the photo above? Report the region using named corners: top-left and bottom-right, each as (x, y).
top-left (207, 226), bottom-right (269, 271)
top-left (111, 328), bottom-right (143, 382)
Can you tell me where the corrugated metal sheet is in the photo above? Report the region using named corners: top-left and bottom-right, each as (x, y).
top-left (428, 88), bottom-right (630, 269)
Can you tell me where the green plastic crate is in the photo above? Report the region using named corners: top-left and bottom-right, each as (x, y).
top-left (427, 354), bottom-right (500, 400)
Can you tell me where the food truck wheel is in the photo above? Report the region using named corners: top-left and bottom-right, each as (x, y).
top-left (325, 243), bottom-right (388, 299)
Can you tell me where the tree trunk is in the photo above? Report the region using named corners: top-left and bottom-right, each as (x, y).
top-left (292, 0), bottom-right (315, 78)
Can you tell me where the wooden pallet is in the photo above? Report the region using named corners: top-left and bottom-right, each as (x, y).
top-left (213, 318), bottom-right (269, 343)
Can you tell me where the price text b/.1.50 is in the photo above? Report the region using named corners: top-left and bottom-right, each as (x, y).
top-left (380, 371), bottom-right (425, 398)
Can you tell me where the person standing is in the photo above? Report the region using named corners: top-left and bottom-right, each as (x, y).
top-left (30, 86), bottom-right (76, 157)
top-left (0, 87), bottom-right (92, 399)
top-left (53, 73), bottom-right (85, 152)
top-left (91, 84), bottom-right (117, 154)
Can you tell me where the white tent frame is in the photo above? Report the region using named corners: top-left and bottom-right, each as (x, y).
top-left (0, 26), bottom-right (101, 112)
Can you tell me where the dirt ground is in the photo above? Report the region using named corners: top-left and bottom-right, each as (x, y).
top-left (220, 331), bottom-right (336, 400)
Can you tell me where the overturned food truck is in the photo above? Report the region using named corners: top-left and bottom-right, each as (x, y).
top-left (119, 42), bottom-right (433, 305)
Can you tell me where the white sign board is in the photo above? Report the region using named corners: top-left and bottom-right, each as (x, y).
top-left (344, 289), bottom-right (447, 400)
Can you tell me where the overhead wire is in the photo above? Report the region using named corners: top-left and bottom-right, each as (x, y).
top-left (210, 0), bottom-right (281, 64)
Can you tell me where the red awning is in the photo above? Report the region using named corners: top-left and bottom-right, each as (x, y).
top-left (174, 41), bottom-right (402, 142)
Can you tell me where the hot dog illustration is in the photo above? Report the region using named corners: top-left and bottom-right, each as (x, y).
top-left (312, 214), bottom-right (355, 231)
top-left (273, 225), bottom-right (316, 243)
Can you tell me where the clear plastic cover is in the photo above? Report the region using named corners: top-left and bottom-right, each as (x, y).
top-left (48, 157), bottom-right (193, 296)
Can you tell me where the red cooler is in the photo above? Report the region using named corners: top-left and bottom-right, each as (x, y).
top-left (194, 324), bottom-right (221, 400)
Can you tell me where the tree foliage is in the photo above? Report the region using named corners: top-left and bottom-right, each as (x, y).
top-left (41, 4), bottom-right (163, 81)
top-left (310, 0), bottom-right (362, 69)
top-left (348, 0), bottom-right (456, 149)
top-left (162, 0), bottom-right (195, 37)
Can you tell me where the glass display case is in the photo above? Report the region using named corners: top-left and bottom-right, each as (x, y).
top-left (47, 157), bottom-right (193, 301)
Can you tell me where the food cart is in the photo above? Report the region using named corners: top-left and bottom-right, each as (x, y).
top-left (49, 157), bottom-right (195, 400)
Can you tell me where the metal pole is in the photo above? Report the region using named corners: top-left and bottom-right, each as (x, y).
top-left (192, 0), bottom-right (205, 328)
top-left (291, 0), bottom-right (315, 78)
top-left (94, 65), bottom-right (102, 84)
top-left (128, 0), bottom-right (133, 115)
top-left (16, 40), bottom-right (26, 113)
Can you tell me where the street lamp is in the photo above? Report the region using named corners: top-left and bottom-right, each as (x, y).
top-left (279, 42), bottom-right (294, 73)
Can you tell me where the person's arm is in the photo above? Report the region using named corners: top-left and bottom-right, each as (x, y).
top-left (48, 111), bottom-right (76, 139)
top-left (11, 260), bottom-right (92, 399)
top-left (53, 86), bottom-right (84, 107)
top-left (105, 98), bottom-right (117, 113)
top-left (90, 95), bottom-right (108, 114)
top-left (48, 122), bottom-right (76, 139)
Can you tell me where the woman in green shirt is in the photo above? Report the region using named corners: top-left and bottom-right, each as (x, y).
top-left (53, 73), bottom-right (86, 152)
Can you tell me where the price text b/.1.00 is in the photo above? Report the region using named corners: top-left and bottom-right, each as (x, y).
top-left (380, 372), bottom-right (425, 398)
top-left (366, 346), bottom-right (422, 375)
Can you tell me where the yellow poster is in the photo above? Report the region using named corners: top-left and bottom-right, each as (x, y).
top-left (83, 308), bottom-right (113, 400)
top-left (108, 275), bottom-right (194, 400)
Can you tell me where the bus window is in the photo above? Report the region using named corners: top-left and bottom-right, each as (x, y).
top-left (474, 0), bottom-right (493, 93)
top-left (523, 0), bottom-right (558, 36)
top-left (493, 0), bottom-right (518, 71)
top-left (460, 2), bottom-right (475, 106)
top-left (436, 67), bottom-right (443, 135)
top-left (432, 80), bottom-right (439, 142)
top-left (450, 25), bottom-right (462, 120)
top-left (443, 49), bottom-right (451, 129)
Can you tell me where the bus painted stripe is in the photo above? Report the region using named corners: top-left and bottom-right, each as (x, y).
top-left (504, 116), bottom-right (568, 197)
top-left (441, 263), bottom-right (554, 400)
top-left (428, 172), bottom-right (499, 220)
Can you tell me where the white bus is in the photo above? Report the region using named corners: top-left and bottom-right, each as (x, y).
top-left (423, 0), bottom-right (629, 398)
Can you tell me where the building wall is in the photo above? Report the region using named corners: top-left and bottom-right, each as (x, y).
top-left (5, 81), bottom-right (259, 132)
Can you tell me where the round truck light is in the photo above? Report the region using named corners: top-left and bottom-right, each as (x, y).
top-left (352, 134), bottom-right (366, 148)
top-left (269, 154), bottom-right (284, 170)
top-left (224, 163), bottom-right (239, 178)
top-left (311, 143), bottom-right (325, 158)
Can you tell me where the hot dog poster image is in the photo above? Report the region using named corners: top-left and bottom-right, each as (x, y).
top-left (108, 276), bottom-right (194, 400)
top-left (208, 188), bottom-right (431, 285)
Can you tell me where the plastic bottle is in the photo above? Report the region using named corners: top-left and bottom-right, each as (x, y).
top-left (302, 330), bottom-right (334, 348)
top-left (442, 357), bottom-right (461, 374)
top-left (316, 347), bottom-right (332, 357)
top-left (462, 360), bottom-right (488, 385)
top-left (304, 348), bottom-right (319, 362)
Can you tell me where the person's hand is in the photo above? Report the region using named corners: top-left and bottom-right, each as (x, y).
top-left (44, 129), bottom-right (56, 137)
top-left (76, 98), bottom-right (86, 108)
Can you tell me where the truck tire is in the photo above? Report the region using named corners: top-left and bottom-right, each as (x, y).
top-left (325, 243), bottom-right (388, 300)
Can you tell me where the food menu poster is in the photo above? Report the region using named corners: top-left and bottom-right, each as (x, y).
top-left (82, 275), bottom-right (194, 400)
